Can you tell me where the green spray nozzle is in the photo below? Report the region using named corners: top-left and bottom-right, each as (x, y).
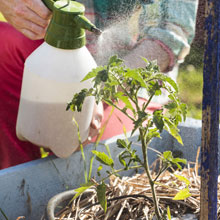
top-left (73, 14), bottom-right (102, 36)
top-left (41, 0), bottom-right (102, 49)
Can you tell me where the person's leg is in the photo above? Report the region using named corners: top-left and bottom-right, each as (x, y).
top-left (0, 22), bottom-right (44, 169)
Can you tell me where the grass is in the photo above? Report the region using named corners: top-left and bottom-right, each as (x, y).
top-left (178, 66), bottom-right (203, 119)
top-left (177, 44), bottom-right (204, 120)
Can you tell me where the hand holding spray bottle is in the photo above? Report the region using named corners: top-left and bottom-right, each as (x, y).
top-left (16, 0), bottom-right (102, 158)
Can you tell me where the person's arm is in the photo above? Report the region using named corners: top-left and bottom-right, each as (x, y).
top-left (124, 0), bottom-right (198, 72)
top-left (0, 0), bottom-right (51, 40)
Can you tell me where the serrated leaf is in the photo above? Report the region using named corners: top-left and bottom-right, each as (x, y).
top-left (125, 69), bottom-right (147, 87)
top-left (164, 102), bottom-right (177, 110)
top-left (67, 89), bottom-right (88, 112)
top-left (115, 92), bottom-right (133, 111)
top-left (153, 110), bottom-right (164, 133)
top-left (163, 151), bottom-right (173, 160)
top-left (97, 182), bottom-right (107, 212)
top-left (73, 183), bottom-right (93, 200)
top-left (92, 150), bottom-right (114, 167)
top-left (164, 118), bottom-right (183, 145)
top-left (117, 139), bottom-right (127, 149)
top-left (108, 55), bottom-right (123, 67)
top-left (97, 69), bottom-right (109, 82)
top-left (173, 188), bottom-right (191, 200)
top-left (175, 174), bottom-right (190, 186)
top-left (163, 75), bottom-right (178, 92)
top-left (81, 66), bottom-right (104, 82)
top-left (180, 103), bottom-right (187, 121)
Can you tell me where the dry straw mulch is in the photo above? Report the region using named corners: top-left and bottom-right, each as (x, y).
top-left (16, 148), bottom-right (220, 220)
top-left (50, 148), bottom-right (220, 220)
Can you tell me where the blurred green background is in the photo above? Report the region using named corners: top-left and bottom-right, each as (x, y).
top-left (0, 13), bottom-right (203, 120)
top-left (177, 44), bottom-right (203, 120)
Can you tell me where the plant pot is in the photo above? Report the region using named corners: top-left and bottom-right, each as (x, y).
top-left (45, 190), bottom-right (74, 220)
top-left (42, 171), bottom-right (200, 220)
top-left (44, 189), bottom-right (97, 220)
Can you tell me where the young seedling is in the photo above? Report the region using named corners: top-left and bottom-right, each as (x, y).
top-left (67, 55), bottom-right (188, 219)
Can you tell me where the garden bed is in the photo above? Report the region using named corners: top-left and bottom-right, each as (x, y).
top-left (0, 118), bottom-right (216, 220)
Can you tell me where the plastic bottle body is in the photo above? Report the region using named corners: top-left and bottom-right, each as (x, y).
top-left (16, 42), bottom-right (97, 158)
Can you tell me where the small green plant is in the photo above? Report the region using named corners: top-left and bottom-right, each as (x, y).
top-left (0, 208), bottom-right (8, 220)
top-left (67, 55), bottom-right (188, 219)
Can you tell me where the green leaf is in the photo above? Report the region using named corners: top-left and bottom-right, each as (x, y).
top-left (88, 156), bottom-right (95, 180)
top-left (108, 55), bottom-right (123, 66)
top-left (119, 153), bottom-right (127, 168)
top-left (101, 70), bottom-right (109, 82)
top-left (148, 128), bottom-right (161, 139)
top-left (117, 139), bottom-right (127, 149)
top-left (81, 66), bottom-right (104, 82)
top-left (92, 150), bottom-right (114, 167)
top-left (125, 69), bottom-right (147, 88)
top-left (73, 182), bottom-right (93, 200)
top-left (163, 151), bottom-right (173, 160)
top-left (164, 102), bottom-right (177, 111)
top-left (0, 208), bottom-right (8, 220)
top-left (172, 157), bottom-right (187, 165)
top-left (105, 144), bottom-right (113, 161)
top-left (174, 174), bottom-right (190, 186)
top-left (67, 89), bottom-right (88, 112)
top-left (180, 103), bottom-right (187, 121)
top-left (115, 92), bottom-right (133, 111)
top-left (97, 182), bottom-right (107, 212)
top-left (97, 165), bottom-right (103, 176)
top-left (162, 75), bottom-right (178, 92)
top-left (164, 118), bottom-right (183, 145)
top-left (173, 188), bottom-right (191, 200)
top-left (167, 206), bottom-right (171, 220)
top-left (153, 110), bottom-right (164, 133)
top-left (141, 56), bottom-right (150, 65)
top-left (173, 158), bottom-right (187, 165)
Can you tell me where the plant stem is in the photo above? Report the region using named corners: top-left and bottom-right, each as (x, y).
top-left (103, 100), bottom-right (134, 122)
top-left (142, 93), bottom-right (154, 112)
top-left (154, 166), bottom-right (169, 182)
top-left (112, 71), bottom-right (137, 105)
top-left (0, 208), bottom-right (8, 220)
top-left (139, 128), bottom-right (162, 219)
top-left (101, 165), bottom-right (143, 182)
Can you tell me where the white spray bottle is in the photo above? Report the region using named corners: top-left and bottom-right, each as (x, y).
top-left (16, 0), bottom-right (102, 158)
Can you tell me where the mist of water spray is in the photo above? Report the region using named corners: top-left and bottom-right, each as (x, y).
top-left (94, 20), bottom-right (136, 66)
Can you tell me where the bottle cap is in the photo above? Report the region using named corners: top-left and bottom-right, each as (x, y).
top-left (45, 1), bottom-right (97, 49)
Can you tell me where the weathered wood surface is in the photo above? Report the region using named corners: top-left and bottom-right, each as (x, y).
top-left (200, 0), bottom-right (220, 219)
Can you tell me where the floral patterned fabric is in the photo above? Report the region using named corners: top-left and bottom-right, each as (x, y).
top-left (77, 0), bottom-right (198, 62)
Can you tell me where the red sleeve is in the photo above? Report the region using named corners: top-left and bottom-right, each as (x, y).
top-left (0, 22), bottom-right (44, 169)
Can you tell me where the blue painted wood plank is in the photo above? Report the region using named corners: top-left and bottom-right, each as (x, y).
top-left (200, 0), bottom-right (220, 219)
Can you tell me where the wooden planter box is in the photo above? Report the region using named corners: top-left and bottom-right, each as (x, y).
top-left (0, 118), bottom-right (215, 220)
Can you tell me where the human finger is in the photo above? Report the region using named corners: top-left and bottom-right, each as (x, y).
top-left (90, 102), bottom-right (104, 130)
top-left (24, 0), bottom-right (51, 20)
top-left (14, 5), bottom-right (49, 28)
top-left (19, 24), bottom-right (46, 40)
top-left (86, 102), bottom-right (104, 142)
